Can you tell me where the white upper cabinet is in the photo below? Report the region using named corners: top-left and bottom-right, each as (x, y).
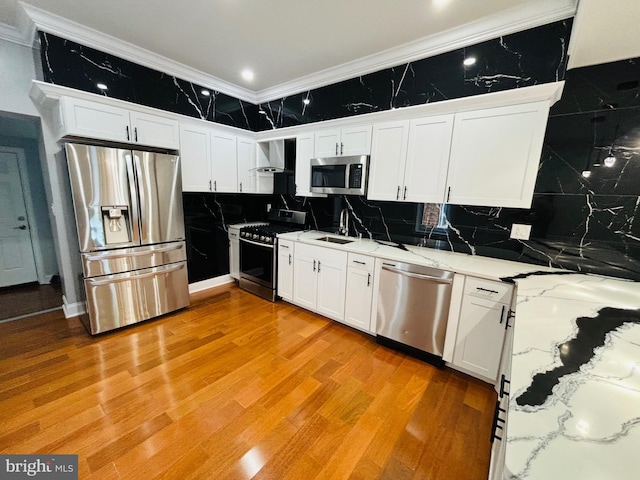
top-left (405, 115), bottom-right (454, 203)
top-left (368, 115), bottom-right (454, 202)
top-left (295, 133), bottom-right (327, 197)
top-left (179, 123), bottom-right (212, 192)
top-left (211, 130), bottom-right (238, 193)
top-left (237, 135), bottom-right (256, 193)
top-left (367, 120), bottom-right (409, 201)
top-left (446, 101), bottom-right (550, 208)
top-left (314, 125), bottom-right (372, 157)
top-left (61, 97), bottom-right (179, 149)
top-left (129, 111), bottom-right (180, 150)
top-left (180, 122), bottom-right (257, 193)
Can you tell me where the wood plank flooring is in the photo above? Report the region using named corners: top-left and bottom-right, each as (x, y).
top-left (0, 284), bottom-right (496, 479)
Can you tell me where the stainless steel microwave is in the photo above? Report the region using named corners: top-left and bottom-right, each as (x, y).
top-left (310, 155), bottom-right (369, 195)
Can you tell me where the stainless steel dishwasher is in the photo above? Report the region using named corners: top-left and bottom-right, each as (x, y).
top-left (376, 261), bottom-right (454, 365)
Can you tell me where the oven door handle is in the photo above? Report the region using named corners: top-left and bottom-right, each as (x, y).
top-left (240, 237), bottom-right (275, 249)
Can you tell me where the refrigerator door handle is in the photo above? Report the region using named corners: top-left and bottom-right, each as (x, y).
top-left (124, 152), bottom-right (142, 246)
top-left (83, 242), bottom-right (184, 261)
top-left (87, 262), bottom-right (186, 286)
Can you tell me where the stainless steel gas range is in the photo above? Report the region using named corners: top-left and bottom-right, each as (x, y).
top-left (238, 209), bottom-right (306, 301)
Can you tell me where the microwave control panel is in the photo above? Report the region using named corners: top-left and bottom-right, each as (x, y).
top-left (349, 164), bottom-right (363, 188)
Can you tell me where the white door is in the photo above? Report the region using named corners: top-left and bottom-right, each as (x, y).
top-left (314, 129), bottom-right (341, 157)
top-left (277, 242), bottom-right (294, 301)
top-left (211, 131), bottom-right (238, 192)
top-left (0, 151), bottom-right (37, 287)
top-left (237, 136), bottom-right (256, 193)
top-left (343, 267), bottom-right (373, 331)
top-left (340, 125), bottom-right (372, 156)
top-left (446, 101), bottom-right (549, 208)
top-left (293, 254), bottom-right (318, 309)
top-left (315, 251), bottom-right (347, 321)
top-left (367, 120), bottom-right (409, 201)
top-left (130, 111), bottom-right (180, 149)
top-left (179, 123), bottom-right (211, 192)
top-left (404, 114), bottom-right (454, 203)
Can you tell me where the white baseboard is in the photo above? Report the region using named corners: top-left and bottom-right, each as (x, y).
top-left (188, 275), bottom-right (234, 294)
top-left (62, 295), bottom-right (86, 318)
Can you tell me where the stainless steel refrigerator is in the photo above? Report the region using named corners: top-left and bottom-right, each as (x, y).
top-left (65, 143), bottom-right (189, 334)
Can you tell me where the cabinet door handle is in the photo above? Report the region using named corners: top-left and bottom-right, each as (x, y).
top-left (209, 180), bottom-right (212, 191)
top-left (317, 261), bottom-right (321, 272)
top-left (288, 253), bottom-right (292, 265)
top-left (335, 143), bottom-right (338, 156)
top-left (313, 260), bottom-right (316, 272)
top-left (491, 400), bottom-right (507, 443)
top-left (126, 125), bottom-right (130, 141)
top-left (367, 273), bottom-right (371, 287)
top-left (447, 186), bottom-right (451, 202)
top-left (340, 142), bottom-right (344, 155)
top-left (499, 305), bottom-right (506, 324)
top-left (239, 182), bottom-right (242, 192)
top-left (403, 186), bottom-right (407, 200)
top-left (396, 186), bottom-right (400, 200)
top-left (214, 180), bottom-right (217, 191)
top-left (499, 374), bottom-right (511, 399)
top-left (134, 127), bottom-right (138, 142)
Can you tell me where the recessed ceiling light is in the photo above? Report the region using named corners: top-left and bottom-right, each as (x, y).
top-left (581, 170), bottom-right (591, 178)
top-left (463, 57), bottom-right (476, 67)
top-left (96, 83), bottom-right (108, 90)
top-left (201, 89), bottom-right (210, 96)
top-left (241, 69), bottom-right (254, 82)
top-left (603, 155), bottom-right (616, 167)
top-left (303, 98), bottom-right (310, 105)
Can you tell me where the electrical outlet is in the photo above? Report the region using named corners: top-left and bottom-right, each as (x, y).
top-left (266, 203), bottom-right (271, 212)
top-left (510, 223), bottom-right (531, 240)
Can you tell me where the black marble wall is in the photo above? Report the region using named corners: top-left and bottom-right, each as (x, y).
top-left (256, 20), bottom-right (572, 130)
top-left (39, 20), bottom-right (571, 132)
top-left (39, 33), bottom-right (260, 130)
top-left (41, 20), bottom-right (640, 281)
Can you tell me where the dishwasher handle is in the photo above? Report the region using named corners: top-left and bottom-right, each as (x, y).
top-left (382, 263), bottom-right (453, 284)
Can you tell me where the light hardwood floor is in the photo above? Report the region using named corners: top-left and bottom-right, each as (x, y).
top-left (0, 284), bottom-right (496, 479)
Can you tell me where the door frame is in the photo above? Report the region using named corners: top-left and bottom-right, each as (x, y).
top-left (0, 146), bottom-right (47, 285)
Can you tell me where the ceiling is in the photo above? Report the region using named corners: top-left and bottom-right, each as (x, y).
top-left (0, 0), bottom-right (590, 103)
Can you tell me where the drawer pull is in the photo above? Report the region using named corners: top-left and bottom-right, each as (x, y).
top-left (367, 273), bottom-right (371, 287)
top-left (352, 260), bottom-right (366, 265)
top-left (477, 287), bottom-right (499, 294)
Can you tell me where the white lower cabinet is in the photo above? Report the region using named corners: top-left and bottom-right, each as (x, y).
top-left (292, 243), bottom-right (347, 321)
top-left (343, 253), bottom-right (375, 332)
top-left (451, 276), bottom-right (514, 383)
top-left (277, 240), bottom-right (294, 301)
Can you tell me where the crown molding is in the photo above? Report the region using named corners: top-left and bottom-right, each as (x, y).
top-left (19, 0), bottom-right (576, 106)
top-left (0, 3), bottom-right (36, 47)
top-left (21, 3), bottom-right (258, 103)
top-left (255, 0), bottom-right (577, 103)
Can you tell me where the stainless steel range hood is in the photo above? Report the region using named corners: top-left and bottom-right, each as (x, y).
top-left (256, 139), bottom-right (285, 173)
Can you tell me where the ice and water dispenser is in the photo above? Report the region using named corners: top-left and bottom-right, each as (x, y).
top-left (101, 205), bottom-right (132, 245)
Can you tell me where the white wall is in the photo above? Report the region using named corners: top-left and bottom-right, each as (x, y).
top-left (0, 37), bottom-right (84, 315)
top-left (0, 39), bottom-right (39, 117)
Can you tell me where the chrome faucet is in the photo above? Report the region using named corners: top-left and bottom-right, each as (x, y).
top-left (338, 208), bottom-right (349, 236)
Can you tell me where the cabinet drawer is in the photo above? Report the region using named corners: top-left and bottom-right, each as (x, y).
top-left (278, 239), bottom-right (294, 252)
top-left (464, 276), bottom-right (512, 304)
top-left (347, 253), bottom-right (374, 272)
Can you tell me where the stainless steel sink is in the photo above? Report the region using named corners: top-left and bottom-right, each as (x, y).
top-left (315, 236), bottom-right (354, 245)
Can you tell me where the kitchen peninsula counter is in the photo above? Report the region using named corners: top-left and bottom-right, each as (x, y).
top-left (279, 230), bottom-right (640, 479)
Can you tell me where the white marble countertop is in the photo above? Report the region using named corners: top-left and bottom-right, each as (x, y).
top-left (279, 230), bottom-right (640, 479)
